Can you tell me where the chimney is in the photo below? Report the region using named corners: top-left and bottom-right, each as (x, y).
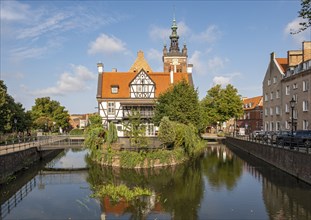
top-left (187, 64), bottom-right (193, 74)
top-left (96, 63), bottom-right (103, 99)
top-left (112, 68), bottom-right (117, 72)
top-left (170, 70), bottom-right (174, 84)
top-left (97, 62), bottom-right (103, 73)
top-left (303, 41), bottom-right (311, 62)
top-left (270, 52), bottom-right (275, 61)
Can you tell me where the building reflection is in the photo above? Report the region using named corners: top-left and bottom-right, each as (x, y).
top-left (228, 144), bottom-right (311, 220)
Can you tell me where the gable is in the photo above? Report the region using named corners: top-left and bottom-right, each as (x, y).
top-left (129, 69), bottom-right (155, 86)
top-left (99, 70), bottom-right (191, 99)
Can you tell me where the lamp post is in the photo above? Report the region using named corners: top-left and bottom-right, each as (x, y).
top-left (290, 98), bottom-right (296, 136)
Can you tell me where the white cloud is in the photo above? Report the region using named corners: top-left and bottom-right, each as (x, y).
top-left (189, 50), bottom-right (207, 75)
top-left (207, 56), bottom-right (229, 73)
top-left (149, 25), bottom-right (170, 42)
top-left (147, 48), bottom-right (162, 61)
top-left (212, 76), bottom-right (231, 87)
top-left (17, 13), bottom-right (71, 39)
top-left (284, 18), bottom-right (311, 44)
top-left (88, 34), bottom-right (127, 55)
top-left (31, 65), bottom-right (96, 96)
top-left (0, 0), bottom-right (31, 21)
top-left (189, 50), bottom-right (228, 75)
top-left (191, 25), bottom-right (222, 43)
top-left (10, 46), bottom-right (48, 60)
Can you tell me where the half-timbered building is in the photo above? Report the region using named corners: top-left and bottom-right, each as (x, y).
top-left (96, 19), bottom-right (194, 137)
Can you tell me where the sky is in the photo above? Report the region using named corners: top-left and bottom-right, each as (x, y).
top-left (1, 0), bottom-right (310, 114)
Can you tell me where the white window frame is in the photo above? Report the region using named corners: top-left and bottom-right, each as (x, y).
top-left (265, 93), bottom-right (268, 101)
top-left (270, 92), bottom-right (273, 100)
top-left (303, 100), bottom-right (309, 112)
top-left (270, 107), bottom-right (273, 116)
top-left (303, 80), bottom-right (309, 91)
top-left (268, 79), bottom-right (271, 86)
top-left (276, 90), bottom-right (280, 99)
top-left (111, 86), bottom-right (119, 94)
top-left (273, 76), bottom-right (277, 84)
top-left (285, 104), bottom-right (289, 113)
top-left (286, 85), bottom-right (290, 95)
top-left (107, 102), bottom-right (115, 115)
top-left (275, 106), bottom-right (280, 115)
top-left (303, 120), bottom-right (309, 130)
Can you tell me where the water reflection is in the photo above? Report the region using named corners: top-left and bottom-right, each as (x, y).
top-left (201, 146), bottom-right (243, 190)
top-left (228, 145), bottom-right (311, 220)
top-left (1, 145), bottom-right (310, 219)
top-left (87, 155), bottom-right (204, 219)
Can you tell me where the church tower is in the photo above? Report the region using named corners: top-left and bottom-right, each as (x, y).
top-left (163, 18), bottom-right (188, 73)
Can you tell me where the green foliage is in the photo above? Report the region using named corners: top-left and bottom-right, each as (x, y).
top-left (107, 122), bottom-right (118, 145)
top-left (123, 110), bottom-right (148, 148)
top-left (101, 148), bottom-right (187, 168)
top-left (88, 114), bottom-right (102, 126)
top-left (158, 116), bottom-right (176, 147)
top-left (69, 128), bottom-right (84, 135)
top-left (0, 80), bottom-right (32, 133)
top-left (201, 84), bottom-right (243, 130)
top-left (91, 184), bottom-right (151, 203)
top-left (154, 79), bottom-right (203, 131)
top-left (30, 97), bottom-right (70, 132)
top-left (291, 0), bottom-right (311, 34)
top-left (84, 114), bottom-right (105, 158)
top-left (158, 117), bottom-right (205, 157)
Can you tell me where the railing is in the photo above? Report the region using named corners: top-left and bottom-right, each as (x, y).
top-left (229, 134), bottom-right (311, 154)
top-left (0, 135), bottom-right (85, 155)
top-left (0, 177), bottom-right (36, 220)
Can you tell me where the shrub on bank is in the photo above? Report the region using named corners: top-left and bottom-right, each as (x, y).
top-left (69, 128), bottom-right (84, 135)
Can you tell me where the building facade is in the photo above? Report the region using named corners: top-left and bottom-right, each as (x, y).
top-left (96, 19), bottom-right (194, 137)
top-left (263, 41), bottom-right (311, 132)
top-left (236, 96), bottom-right (263, 134)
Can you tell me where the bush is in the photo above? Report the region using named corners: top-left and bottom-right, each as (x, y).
top-left (158, 117), bottom-right (176, 147)
top-left (69, 128), bottom-right (84, 135)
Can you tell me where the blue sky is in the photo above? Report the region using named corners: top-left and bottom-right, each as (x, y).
top-left (1, 0), bottom-right (310, 114)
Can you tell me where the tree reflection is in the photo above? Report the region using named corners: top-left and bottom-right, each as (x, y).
top-left (201, 145), bottom-right (243, 190)
top-left (86, 154), bottom-right (204, 219)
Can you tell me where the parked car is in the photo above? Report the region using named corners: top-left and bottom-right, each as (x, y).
top-left (263, 131), bottom-right (277, 144)
top-left (277, 130), bottom-right (311, 148)
top-left (293, 130), bottom-right (311, 147)
top-left (251, 130), bottom-right (261, 139)
top-left (275, 130), bottom-right (291, 145)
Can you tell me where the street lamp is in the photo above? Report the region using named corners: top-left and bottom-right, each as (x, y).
top-left (290, 97), bottom-right (296, 136)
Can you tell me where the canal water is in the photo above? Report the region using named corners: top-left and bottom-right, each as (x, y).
top-left (1, 145), bottom-right (311, 220)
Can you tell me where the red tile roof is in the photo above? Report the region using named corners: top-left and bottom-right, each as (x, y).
top-left (100, 70), bottom-right (191, 99)
top-left (275, 58), bottom-right (288, 73)
top-left (242, 96), bottom-right (263, 110)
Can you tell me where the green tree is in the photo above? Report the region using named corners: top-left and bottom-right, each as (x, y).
top-left (0, 80), bottom-right (31, 133)
top-left (158, 116), bottom-right (176, 148)
top-left (200, 84), bottom-right (222, 128)
top-left (30, 97), bottom-right (70, 132)
top-left (201, 84), bottom-right (243, 131)
top-left (84, 114), bottom-right (105, 158)
top-left (291, 0), bottom-right (311, 34)
top-left (154, 79), bottom-right (203, 131)
top-left (107, 122), bottom-right (118, 145)
top-left (123, 110), bottom-right (148, 148)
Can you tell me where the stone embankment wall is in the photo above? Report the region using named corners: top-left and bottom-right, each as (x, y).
top-left (0, 148), bottom-right (56, 184)
top-left (226, 137), bottom-right (311, 185)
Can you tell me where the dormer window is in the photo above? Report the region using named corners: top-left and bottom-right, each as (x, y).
top-left (111, 85), bottom-right (119, 94)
